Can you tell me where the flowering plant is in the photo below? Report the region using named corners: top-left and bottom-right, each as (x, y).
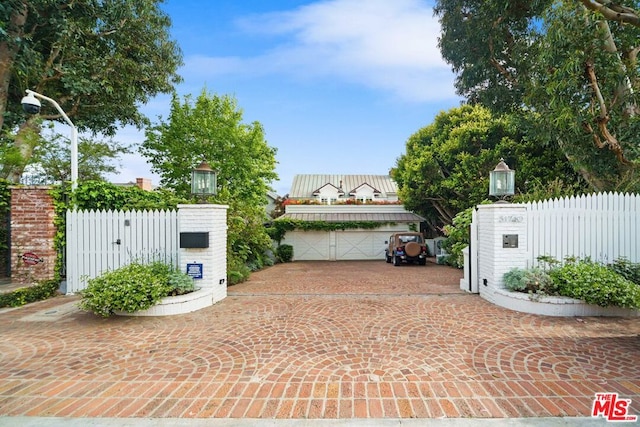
top-left (283, 198), bottom-right (402, 205)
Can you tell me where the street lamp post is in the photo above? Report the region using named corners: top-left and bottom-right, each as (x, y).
top-left (21, 90), bottom-right (78, 190)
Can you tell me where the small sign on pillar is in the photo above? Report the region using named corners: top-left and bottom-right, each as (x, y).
top-left (186, 263), bottom-right (203, 279)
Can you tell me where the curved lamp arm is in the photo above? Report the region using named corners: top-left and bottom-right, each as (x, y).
top-left (25, 90), bottom-right (78, 190)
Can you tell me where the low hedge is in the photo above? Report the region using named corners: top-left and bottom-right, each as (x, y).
top-left (0, 280), bottom-right (60, 308)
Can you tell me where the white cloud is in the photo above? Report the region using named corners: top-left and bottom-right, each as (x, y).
top-left (183, 0), bottom-right (455, 102)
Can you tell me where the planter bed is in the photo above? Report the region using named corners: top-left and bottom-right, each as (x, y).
top-left (116, 287), bottom-right (213, 317)
top-left (490, 288), bottom-right (640, 317)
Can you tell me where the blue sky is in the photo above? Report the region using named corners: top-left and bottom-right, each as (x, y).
top-left (109, 0), bottom-right (462, 195)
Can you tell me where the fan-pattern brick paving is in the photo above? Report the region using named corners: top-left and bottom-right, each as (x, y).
top-left (0, 260), bottom-right (638, 419)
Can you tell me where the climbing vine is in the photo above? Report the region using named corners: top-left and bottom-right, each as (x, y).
top-left (50, 181), bottom-right (188, 279)
top-left (0, 179), bottom-right (10, 271)
top-left (268, 218), bottom-right (396, 244)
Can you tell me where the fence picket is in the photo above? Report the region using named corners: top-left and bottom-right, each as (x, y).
top-left (521, 192), bottom-right (639, 266)
top-left (66, 209), bottom-right (179, 294)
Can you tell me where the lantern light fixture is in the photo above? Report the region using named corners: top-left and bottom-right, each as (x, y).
top-left (191, 161), bottom-right (217, 197)
top-left (489, 158), bottom-right (515, 199)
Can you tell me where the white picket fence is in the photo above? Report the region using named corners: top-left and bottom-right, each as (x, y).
top-left (66, 209), bottom-right (179, 294)
top-left (525, 192), bottom-right (640, 266)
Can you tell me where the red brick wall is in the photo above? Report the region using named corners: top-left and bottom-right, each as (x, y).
top-left (10, 186), bottom-right (57, 284)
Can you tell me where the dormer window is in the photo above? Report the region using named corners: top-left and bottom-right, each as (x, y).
top-left (349, 183), bottom-right (381, 203)
top-left (313, 183), bottom-right (344, 204)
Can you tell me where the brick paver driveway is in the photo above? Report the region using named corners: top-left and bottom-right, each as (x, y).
top-left (0, 260), bottom-right (639, 419)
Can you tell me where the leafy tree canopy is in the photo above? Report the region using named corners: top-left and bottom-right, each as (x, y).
top-left (1, 0), bottom-right (183, 182)
top-left (434, 0), bottom-right (640, 191)
top-left (392, 105), bottom-right (583, 233)
top-left (435, 0), bottom-right (550, 112)
top-left (141, 89), bottom-right (279, 281)
top-left (142, 90), bottom-right (278, 203)
top-left (527, 1), bottom-right (640, 190)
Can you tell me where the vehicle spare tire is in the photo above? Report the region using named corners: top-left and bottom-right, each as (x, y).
top-left (405, 242), bottom-right (421, 257)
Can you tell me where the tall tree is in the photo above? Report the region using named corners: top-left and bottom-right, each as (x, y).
top-left (434, 0), bottom-right (550, 112)
top-left (1, 0), bottom-right (182, 182)
top-left (527, 2), bottom-right (640, 190)
top-left (142, 90), bottom-right (279, 278)
top-left (392, 105), bottom-right (581, 233)
top-left (20, 129), bottom-right (130, 184)
top-left (434, 0), bottom-right (640, 190)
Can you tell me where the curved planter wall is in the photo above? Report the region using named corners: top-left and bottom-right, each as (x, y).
top-left (116, 288), bottom-right (214, 317)
top-left (491, 288), bottom-right (640, 317)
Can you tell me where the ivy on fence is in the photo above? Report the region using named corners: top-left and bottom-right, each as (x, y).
top-left (0, 180), bottom-right (10, 278)
top-left (0, 179), bottom-right (9, 255)
top-left (50, 181), bottom-right (188, 280)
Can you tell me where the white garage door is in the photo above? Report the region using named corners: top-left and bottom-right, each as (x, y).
top-left (284, 231), bottom-right (330, 260)
top-left (284, 229), bottom-right (407, 261)
top-left (336, 231), bottom-right (389, 260)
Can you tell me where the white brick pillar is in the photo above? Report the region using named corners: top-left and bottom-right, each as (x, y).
top-left (178, 204), bottom-right (229, 304)
top-left (476, 203), bottom-right (528, 305)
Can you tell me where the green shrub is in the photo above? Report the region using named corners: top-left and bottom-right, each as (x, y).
top-left (608, 258), bottom-right (640, 285)
top-left (503, 268), bottom-right (527, 291)
top-left (441, 207), bottom-right (473, 268)
top-left (79, 262), bottom-right (179, 317)
top-left (166, 271), bottom-right (195, 296)
top-left (276, 244), bottom-right (294, 263)
top-left (228, 266), bottom-right (251, 285)
top-left (246, 256), bottom-right (264, 272)
top-left (227, 257), bottom-right (251, 285)
top-left (503, 267), bottom-right (555, 295)
top-left (442, 202), bottom-right (492, 268)
top-left (549, 260), bottom-right (640, 309)
top-left (263, 256), bottom-right (275, 267)
top-left (148, 260), bottom-right (172, 277)
top-left (0, 279), bottom-right (60, 308)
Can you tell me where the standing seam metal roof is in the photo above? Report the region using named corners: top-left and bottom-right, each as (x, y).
top-left (289, 175), bottom-right (397, 199)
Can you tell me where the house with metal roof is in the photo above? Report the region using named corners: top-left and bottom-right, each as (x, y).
top-left (288, 174), bottom-right (398, 202)
top-left (277, 174), bottom-right (424, 261)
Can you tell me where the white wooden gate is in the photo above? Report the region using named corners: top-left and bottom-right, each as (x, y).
top-left (66, 209), bottom-right (179, 294)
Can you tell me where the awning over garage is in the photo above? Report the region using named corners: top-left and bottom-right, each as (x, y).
top-left (278, 212), bottom-right (425, 222)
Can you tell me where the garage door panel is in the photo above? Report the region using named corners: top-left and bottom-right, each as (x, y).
top-left (336, 231), bottom-right (389, 260)
top-left (284, 231), bottom-right (330, 260)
